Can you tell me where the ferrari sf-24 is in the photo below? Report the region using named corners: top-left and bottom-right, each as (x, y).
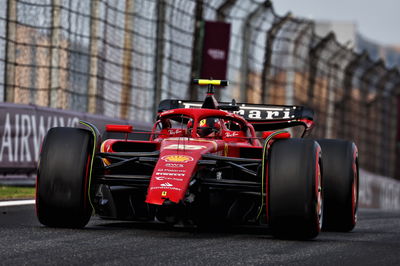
top-left (36, 79), bottom-right (359, 239)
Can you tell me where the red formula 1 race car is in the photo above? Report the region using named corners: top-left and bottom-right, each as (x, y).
top-left (36, 79), bottom-right (359, 239)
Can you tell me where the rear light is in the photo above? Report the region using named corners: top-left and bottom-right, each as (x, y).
top-left (105, 124), bottom-right (133, 133)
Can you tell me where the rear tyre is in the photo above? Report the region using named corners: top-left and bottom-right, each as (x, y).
top-left (317, 139), bottom-right (358, 232)
top-left (36, 128), bottom-right (94, 228)
top-left (268, 139), bottom-right (322, 239)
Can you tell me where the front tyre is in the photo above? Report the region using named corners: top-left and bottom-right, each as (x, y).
top-left (36, 128), bottom-right (94, 228)
top-left (268, 139), bottom-right (323, 239)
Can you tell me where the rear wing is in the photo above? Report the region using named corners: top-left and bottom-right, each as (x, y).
top-left (158, 99), bottom-right (314, 132)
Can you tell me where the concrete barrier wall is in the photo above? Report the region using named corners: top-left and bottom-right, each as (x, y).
top-left (359, 169), bottom-right (400, 210)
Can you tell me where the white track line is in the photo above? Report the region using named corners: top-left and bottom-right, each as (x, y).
top-left (0, 199), bottom-right (35, 207)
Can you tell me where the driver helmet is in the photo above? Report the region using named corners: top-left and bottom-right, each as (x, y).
top-left (197, 118), bottom-right (220, 137)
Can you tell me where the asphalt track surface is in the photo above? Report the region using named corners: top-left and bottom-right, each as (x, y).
top-left (0, 205), bottom-right (399, 265)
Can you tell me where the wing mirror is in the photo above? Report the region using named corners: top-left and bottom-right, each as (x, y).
top-left (262, 131), bottom-right (291, 139)
top-left (105, 124), bottom-right (133, 133)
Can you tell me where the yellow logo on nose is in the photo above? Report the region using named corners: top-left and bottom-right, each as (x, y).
top-left (161, 155), bottom-right (194, 163)
top-left (161, 191), bottom-right (167, 197)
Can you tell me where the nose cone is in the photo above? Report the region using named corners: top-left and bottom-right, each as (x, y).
top-left (145, 139), bottom-right (217, 205)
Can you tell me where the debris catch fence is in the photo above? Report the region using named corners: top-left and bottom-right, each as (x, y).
top-left (1, 0), bottom-right (400, 178)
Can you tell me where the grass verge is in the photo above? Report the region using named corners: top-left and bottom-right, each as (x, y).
top-left (0, 186), bottom-right (35, 200)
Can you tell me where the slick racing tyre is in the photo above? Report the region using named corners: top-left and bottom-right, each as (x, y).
top-left (317, 139), bottom-right (359, 232)
top-left (268, 139), bottom-right (323, 239)
top-left (36, 127), bottom-right (94, 228)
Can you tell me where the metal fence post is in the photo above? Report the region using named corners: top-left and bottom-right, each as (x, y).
top-left (189, 0), bottom-right (204, 101)
top-left (261, 13), bottom-right (291, 104)
top-left (386, 72), bottom-right (400, 178)
top-left (289, 21), bottom-right (314, 105)
top-left (358, 61), bottom-right (381, 173)
top-left (395, 80), bottom-right (400, 178)
top-left (4, 0), bottom-right (17, 102)
top-left (325, 47), bottom-right (349, 139)
top-left (307, 33), bottom-right (334, 105)
top-left (213, 0), bottom-right (236, 100)
top-left (366, 61), bottom-right (386, 174)
top-left (340, 52), bottom-right (365, 139)
top-left (240, 0), bottom-right (271, 103)
top-left (375, 69), bottom-right (396, 175)
top-left (388, 75), bottom-right (400, 178)
top-left (153, 0), bottom-right (166, 115)
top-left (120, 0), bottom-right (135, 119)
top-left (88, 0), bottom-right (100, 114)
top-left (50, 0), bottom-right (62, 108)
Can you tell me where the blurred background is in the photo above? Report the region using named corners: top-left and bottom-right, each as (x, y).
top-left (0, 0), bottom-right (399, 198)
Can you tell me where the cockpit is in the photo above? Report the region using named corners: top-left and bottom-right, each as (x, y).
top-left (151, 109), bottom-right (255, 143)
